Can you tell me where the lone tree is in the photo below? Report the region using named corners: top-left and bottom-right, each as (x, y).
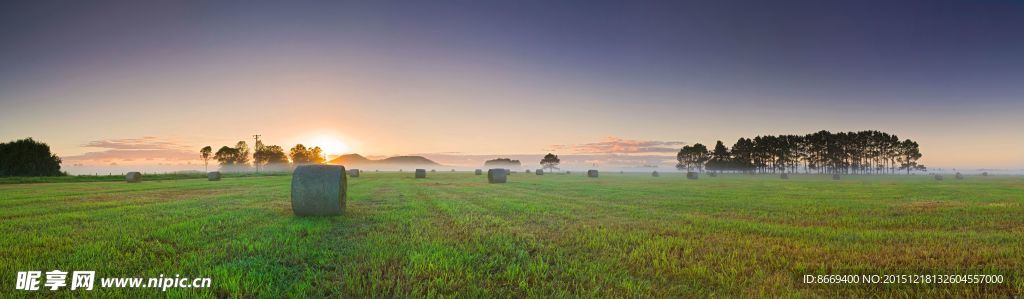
top-left (200, 146), bottom-right (212, 172)
top-left (540, 153), bottom-right (560, 173)
top-left (0, 138), bottom-right (64, 176)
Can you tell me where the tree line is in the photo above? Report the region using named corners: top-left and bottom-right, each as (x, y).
top-left (200, 141), bottom-right (326, 171)
top-left (677, 130), bottom-right (925, 175)
top-left (0, 138), bottom-right (65, 176)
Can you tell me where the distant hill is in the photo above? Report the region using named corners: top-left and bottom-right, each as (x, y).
top-left (328, 154), bottom-right (440, 166)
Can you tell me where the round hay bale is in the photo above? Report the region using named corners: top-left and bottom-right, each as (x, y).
top-left (981, 172), bottom-right (989, 176)
top-left (487, 168), bottom-right (507, 183)
top-left (934, 174), bottom-right (944, 181)
top-left (587, 170), bottom-right (599, 178)
top-left (566, 171), bottom-right (571, 175)
top-left (290, 165), bottom-right (347, 216)
top-left (651, 171), bottom-right (659, 177)
top-left (126, 172), bottom-right (142, 183)
top-left (620, 171), bottom-right (624, 174)
top-left (832, 174), bottom-right (841, 180)
top-left (415, 169), bottom-right (427, 178)
top-left (207, 171), bottom-right (221, 181)
top-left (525, 169), bottom-right (531, 173)
top-left (431, 169), bottom-right (436, 173)
top-left (780, 173), bottom-right (789, 180)
top-left (686, 172), bottom-right (699, 180)
top-left (348, 169), bottom-right (360, 178)
top-left (535, 169), bottom-right (544, 175)
top-left (475, 169), bottom-right (482, 175)
top-left (955, 172), bottom-right (964, 180)
top-left (451, 169), bottom-right (455, 172)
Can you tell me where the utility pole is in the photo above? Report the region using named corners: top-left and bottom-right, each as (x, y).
top-left (253, 134), bottom-right (261, 173)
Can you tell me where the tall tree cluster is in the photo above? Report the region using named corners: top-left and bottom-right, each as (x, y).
top-left (682, 130), bottom-right (926, 175)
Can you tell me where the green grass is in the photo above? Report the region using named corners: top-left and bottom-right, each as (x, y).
top-left (1, 172), bottom-right (1022, 297)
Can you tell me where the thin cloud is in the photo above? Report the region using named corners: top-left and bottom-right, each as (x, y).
top-left (551, 137), bottom-right (686, 154)
top-left (82, 136), bottom-right (190, 150)
top-left (66, 136), bottom-right (195, 162)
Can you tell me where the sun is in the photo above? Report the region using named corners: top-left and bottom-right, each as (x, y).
top-left (308, 135), bottom-right (350, 157)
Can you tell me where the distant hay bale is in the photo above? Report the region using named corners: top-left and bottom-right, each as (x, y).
top-left (981, 172), bottom-right (989, 176)
top-left (686, 172), bottom-right (699, 180)
top-left (451, 169), bottom-right (455, 172)
top-left (832, 174), bottom-right (841, 180)
top-left (955, 172), bottom-right (964, 180)
top-left (348, 169), bottom-right (360, 178)
top-left (207, 171), bottom-right (221, 181)
top-left (780, 173), bottom-right (789, 180)
top-left (525, 169), bottom-right (531, 173)
top-left (651, 171), bottom-right (659, 177)
top-left (566, 171), bottom-right (571, 175)
top-left (620, 171), bottom-right (624, 174)
top-left (416, 169), bottom-right (427, 178)
top-left (934, 174), bottom-right (944, 181)
top-left (536, 169), bottom-right (543, 175)
top-left (587, 170), bottom-right (599, 178)
top-left (431, 169), bottom-right (436, 173)
top-left (290, 165), bottom-right (347, 216)
top-left (487, 168), bottom-right (507, 183)
top-left (475, 169), bottom-right (482, 175)
top-left (126, 172), bottom-right (142, 183)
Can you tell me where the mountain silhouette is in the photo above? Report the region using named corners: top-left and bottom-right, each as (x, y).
top-left (329, 153), bottom-right (440, 166)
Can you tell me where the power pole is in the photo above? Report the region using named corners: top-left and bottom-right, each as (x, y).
top-left (253, 134), bottom-right (261, 173)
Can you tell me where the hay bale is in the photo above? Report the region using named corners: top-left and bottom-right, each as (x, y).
top-left (475, 169), bottom-right (482, 175)
top-left (955, 172), bottom-right (964, 180)
top-left (525, 169), bottom-right (531, 173)
top-left (451, 169), bottom-right (455, 172)
top-left (780, 173), bottom-right (789, 180)
top-left (207, 171), bottom-right (221, 181)
top-left (536, 169), bottom-right (543, 175)
top-left (620, 171), bottom-right (624, 174)
top-left (686, 172), bottom-right (699, 180)
top-left (348, 169), bottom-right (360, 177)
top-left (290, 165), bottom-right (347, 216)
top-left (651, 171), bottom-right (659, 177)
top-left (487, 168), bottom-right (507, 183)
top-left (431, 169), bottom-right (436, 173)
top-left (126, 172), bottom-right (142, 183)
top-left (416, 169), bottom-right (427, 178)
top-left (832, 174), bottom-right (840, 180)
top-left (934, 174), bottom-right (944, 181)
top-left (566, 171), bottom-right (571, 175)
top-left (981, 172), bottom-right (989, 176)
top-left (587, 170), bottom-right (599, 178)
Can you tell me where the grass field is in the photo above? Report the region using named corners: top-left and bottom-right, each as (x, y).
top-left (1, 172), bottom-right (1022, 297)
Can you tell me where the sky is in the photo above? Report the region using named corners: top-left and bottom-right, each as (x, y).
top-left (1, 0), bottom-right (1022, 173)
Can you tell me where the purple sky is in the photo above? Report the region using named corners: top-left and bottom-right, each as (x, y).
top-left (1, 0), bottom-right (1022, 173)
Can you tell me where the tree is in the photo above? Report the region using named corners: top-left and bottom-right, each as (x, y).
top-left (290, 144), bottom-right (325, 164)
top-left (0, 138), bottom-right (64, 176)
top-left (896, 139), bottom-right (925, 174)
top-left (214, 146), bottom-right (242, 167)
top-left (290, 144), bottom-right (310, 164)
top-left (705, 140), bottom-right (731, 173)
top-left (255, 144), bottom-right (288, 167)
top-left (200, 146), bottom-right (212, 172)
top-left (540, 153), bottom-right (560, 172)
top-left (676, 143), bottom-right (710, 172)
top-left (235, 141), bottom-right (250, 165)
